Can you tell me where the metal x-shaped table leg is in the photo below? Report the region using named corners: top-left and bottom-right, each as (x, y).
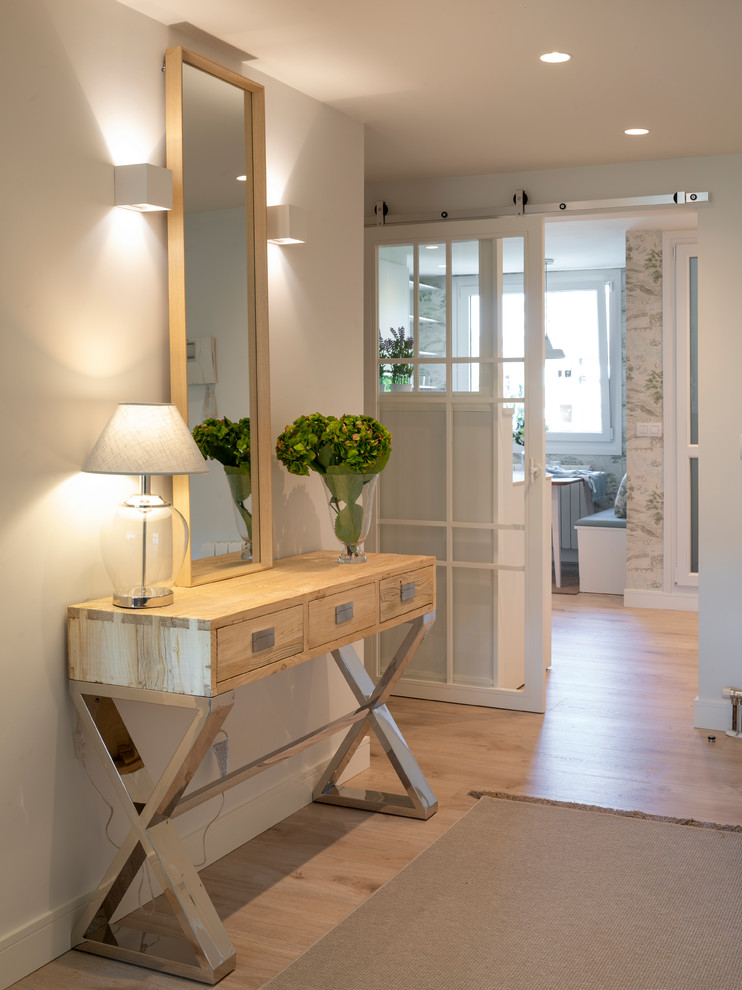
top-left (69, 682), bottom-right (237, 984)
top-left (313, 611), bottom-right (438, 819)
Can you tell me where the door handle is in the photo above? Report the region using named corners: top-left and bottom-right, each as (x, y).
top-left (529, 458), bottom-right (542, 482)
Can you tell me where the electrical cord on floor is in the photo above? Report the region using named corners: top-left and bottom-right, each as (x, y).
top-left (138, 859), bottom-right (156, 917)
top-left (78, 739), bottom-right (120, 850)
top-left (193, 728), bottom-right (230, 868)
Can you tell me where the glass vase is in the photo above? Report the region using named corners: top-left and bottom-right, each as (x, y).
top-left (224, 465), bottom-right (252, 560)
top-left (321, 470), bottom-right (378, 563)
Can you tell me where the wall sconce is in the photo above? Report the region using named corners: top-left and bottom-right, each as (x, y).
top-left (83, 403), bottom-right (208, 607)
top-left (267, 204), bottom-right (306, 244)
top-left (114, 163), bottom-right (173, 212)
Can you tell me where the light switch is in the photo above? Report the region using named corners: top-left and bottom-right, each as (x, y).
top-left (636, 422), bottom-right (662, 438)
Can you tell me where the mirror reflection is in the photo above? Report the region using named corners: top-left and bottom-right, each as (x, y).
top-left (167, 48), bottom-right (272, 586)
top-left (183, 64), bottom-right (254, 560)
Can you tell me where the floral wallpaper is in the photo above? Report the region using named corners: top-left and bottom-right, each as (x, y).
top-left (625, 230), bottom-right (664, 589)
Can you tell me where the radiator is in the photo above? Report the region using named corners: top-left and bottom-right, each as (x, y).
top-left (557, 480), bottom-right (591, 550)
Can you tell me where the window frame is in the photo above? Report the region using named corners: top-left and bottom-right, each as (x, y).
top-left (505, 268), bottom-right (623, 456)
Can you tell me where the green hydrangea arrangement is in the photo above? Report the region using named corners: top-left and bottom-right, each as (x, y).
top-left (275, 413), bottom-right (391, 477)
top-left (275, 413), bottom-right (392, 561)
top-left (192, 416), bottom-right (251, 468)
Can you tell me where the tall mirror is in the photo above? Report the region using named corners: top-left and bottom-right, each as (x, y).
top-left (166, 47), bottom-right (272, 586)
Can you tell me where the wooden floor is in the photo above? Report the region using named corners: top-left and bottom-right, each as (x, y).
top-left (16, 592), bottom-right (742, 989)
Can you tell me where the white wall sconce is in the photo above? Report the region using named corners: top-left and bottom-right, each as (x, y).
top-left (114, 163), bottom-right (173, 212)
top-left (267, 204), bottom-right (306, 244)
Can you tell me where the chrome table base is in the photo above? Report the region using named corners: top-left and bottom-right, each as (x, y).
top-left (69, 611), bottom-right (437, 984)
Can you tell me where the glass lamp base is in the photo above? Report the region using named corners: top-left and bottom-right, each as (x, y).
top-left (113, 586), bottom-right (175, 609)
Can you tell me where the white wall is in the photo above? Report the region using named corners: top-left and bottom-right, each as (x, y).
top-left (0, 1), bottom-right (365, 985)
top-left (367, 155), bottom-right (742, 732)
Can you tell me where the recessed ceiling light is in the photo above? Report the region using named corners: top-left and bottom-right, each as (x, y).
top-left (425, 245), bottom-right (439, 249)
top-left (236, 174), bottom-right (247, 181)
top-left (540, 51), bottom-right (571, 63)
top-left (624, 128), bottom-right (649, 136)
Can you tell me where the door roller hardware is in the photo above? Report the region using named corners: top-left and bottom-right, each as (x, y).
top-left (365, 190), bottom-right (709, 227)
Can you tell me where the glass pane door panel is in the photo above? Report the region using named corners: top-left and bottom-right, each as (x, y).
top-left (452, 362), bottom-right (496, 395)
top-left (502, 362), bottom-right (524, 400)
top-left (379, 244), bottom-right (414, 393)
top-left (452, 527), bottom-right (525, 567)
top-left (502, 270), bottom-right (525, 359)
top-left (419, 243), bottom-right (446, 357)
top-left (690, 457), bottom-right (699, 573)
top-left (453, 568), bottom-right (495, 687)
top-left (378, 244), bottom-right (413, 342)
top-left (419, 363), bottom-right (446, 391)
top-left (452, 528), bottom-right (494, 563)
top-left (452, 240), bottom-right (480, 358)
top-left (689, 256), bottom-right (698, 444)
top-left (379, 405), bottom-right (446, 521)
top-left (380, 523), bottom-right (447, 560)
top-left (380, 566), bottom-right (448, 683)
top-left (453, 407), bottom-right (493, 524)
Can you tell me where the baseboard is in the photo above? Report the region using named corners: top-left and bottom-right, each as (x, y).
top-left (623, 588), bottom-right (698, 612)
top-left (0, 738), bottom-right (370, 990)
top-left (694, 697), bottom-right (734, 732)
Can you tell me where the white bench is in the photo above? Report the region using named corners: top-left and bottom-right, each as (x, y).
top-left (574, 508), bottom-right (627, 595)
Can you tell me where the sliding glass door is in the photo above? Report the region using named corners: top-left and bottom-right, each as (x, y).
top-left (365, 216), bottom-right (549, 712)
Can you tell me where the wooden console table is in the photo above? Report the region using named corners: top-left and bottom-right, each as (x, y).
top-left (67, 551), bottom-right (436, 984)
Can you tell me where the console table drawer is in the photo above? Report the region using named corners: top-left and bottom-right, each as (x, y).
top-left (308, 583), bottom-right (377, 649)
top-left (379, 565), bottom-right (435, 623)
top-left (217, 605), bottom-right (304, 682)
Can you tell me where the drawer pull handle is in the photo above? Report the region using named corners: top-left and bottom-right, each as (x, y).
top-left (335, 602), bottom-right (354, 624)
top-left (252, 627), bottom-right (275, 652)
top-left (401, 582), bottom-right (416, 602)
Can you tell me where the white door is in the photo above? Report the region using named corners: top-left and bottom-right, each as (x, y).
top-left (366, 217), bottom-right (549, 713)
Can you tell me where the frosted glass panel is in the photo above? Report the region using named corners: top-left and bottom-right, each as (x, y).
top-left (452, 568), bottom-right (495, 687)
top-left (452, 528), bottom-right (525, 567)
top-left (380, 523), bottom-right (446, 559)
top-left (453, 408), bottom-right (493, 523)
top-left (690, 457), bottom-right (699, 573)
top-left (385, 566), bottom-right (447, 684)
top-left (453, 528), bottom-right (494, 563)
top-left (380, 405), bottom-right (446, 521)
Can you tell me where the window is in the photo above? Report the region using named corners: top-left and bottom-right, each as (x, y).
top-left (504, 268), bottom-right (622, 455)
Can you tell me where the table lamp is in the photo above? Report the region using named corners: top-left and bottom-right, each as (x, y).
top-left (83, 402), bottom-right (209, 608)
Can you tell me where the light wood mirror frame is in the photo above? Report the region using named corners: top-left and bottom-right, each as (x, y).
top-left (166, 47), bottom-right (273, 587)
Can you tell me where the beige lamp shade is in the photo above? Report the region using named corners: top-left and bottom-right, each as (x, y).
top-left (83, 403), bottom-right (209, 477)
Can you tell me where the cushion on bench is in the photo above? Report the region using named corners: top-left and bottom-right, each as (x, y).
top-left (575, 508), bottom-right (627, 530)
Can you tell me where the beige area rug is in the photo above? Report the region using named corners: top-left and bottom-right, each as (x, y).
top-left (262, 794), bottom-right (742, 990)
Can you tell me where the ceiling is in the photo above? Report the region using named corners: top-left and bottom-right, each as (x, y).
top-left (122, 0), bottom-right (741, 183)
